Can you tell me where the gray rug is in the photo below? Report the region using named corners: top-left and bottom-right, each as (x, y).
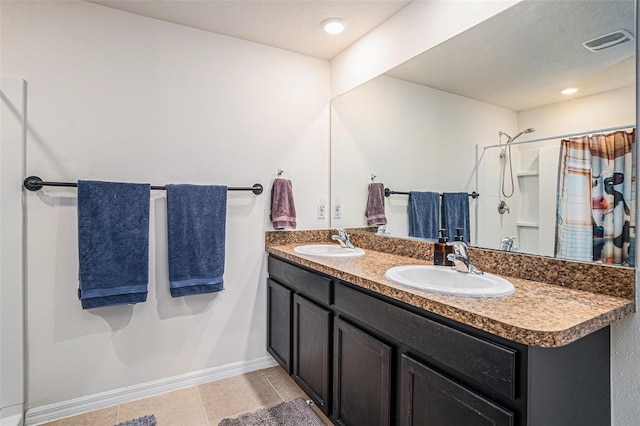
top-left (218, 398), bottom-right (324, 426)
top-left (115, 414), bottom-right (156, 426)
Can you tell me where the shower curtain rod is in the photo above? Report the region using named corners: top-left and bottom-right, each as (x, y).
top-left (22, 176), bottom-right (264, 195)
top-left (384, 188), bottom-right (479, 199)
top-left (482, 124), bottom-right (635, 150)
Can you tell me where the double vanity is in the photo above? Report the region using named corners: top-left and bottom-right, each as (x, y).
top-left (265, 229), bottom-right (634, 426)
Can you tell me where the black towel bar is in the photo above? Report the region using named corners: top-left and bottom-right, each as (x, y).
top-left (23, 176), bottom-right (264, 195)
top-left (384, 188), bottom-right (479, 199)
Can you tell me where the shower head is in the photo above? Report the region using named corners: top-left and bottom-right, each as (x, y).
top-left (509, 128), bottom-right (535, 143)
top-left (498, 127), bottom-right (535, 199)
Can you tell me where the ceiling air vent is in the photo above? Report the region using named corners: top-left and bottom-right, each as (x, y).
top-left (583, 29), bottom-right (634, 52)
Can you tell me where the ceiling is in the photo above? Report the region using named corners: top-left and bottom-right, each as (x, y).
top-left (386, 0), bottom-right (636, 111)
top-left (86, 0), bottom-right (635, 112)
top-left (87, 0), bottom-right (411, 60)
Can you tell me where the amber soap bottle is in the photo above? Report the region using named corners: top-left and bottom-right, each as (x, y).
top-left (434, 229), bottom-right (450, 266)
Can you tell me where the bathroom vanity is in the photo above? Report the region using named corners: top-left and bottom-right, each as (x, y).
top-left (265, 231), bottom-right (634, 426)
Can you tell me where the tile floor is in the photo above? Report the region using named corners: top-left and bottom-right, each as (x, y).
top-left (41, 366), bottom-right (332, 426)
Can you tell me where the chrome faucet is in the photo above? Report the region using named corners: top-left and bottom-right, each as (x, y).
top-left (446, 241), bottom-right (483, 275)
top-left (376, 225), bottom-right (389, 236)
top-left (499, 236), bottom-right (517, 252)
top-left (332, 228), bottom-right (355, 249)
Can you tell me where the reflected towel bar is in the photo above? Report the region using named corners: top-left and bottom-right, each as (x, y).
top-left (384, 188), bottom-right (479, 199)
top-left (23, 176), bottom-right (264, 195)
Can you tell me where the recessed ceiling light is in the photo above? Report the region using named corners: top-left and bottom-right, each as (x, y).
top-left (561, 87), bottom-right (579, 95)
top-left (322, 18), bottom-right (345, 35)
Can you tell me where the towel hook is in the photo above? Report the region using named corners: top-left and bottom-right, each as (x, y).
top-left (370, 174), bottom-right (377, 182)
top-left (277, 169), bottom-right (284, 176)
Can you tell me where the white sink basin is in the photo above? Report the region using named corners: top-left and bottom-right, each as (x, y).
top-left (294, 244), bottom-right (365, 258)
top-left (385, 265), bottom-right (514, 297)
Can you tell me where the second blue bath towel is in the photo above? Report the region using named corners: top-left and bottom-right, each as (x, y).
top-left (166, 184), bottom-right (227, 297)
top-left (441, 192), bottom-right (470, 242)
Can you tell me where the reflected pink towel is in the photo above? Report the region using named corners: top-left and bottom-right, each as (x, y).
top-left (271, 178), bottom-right (297, 229)
top-left (366, 183), bottom-right (387, 225)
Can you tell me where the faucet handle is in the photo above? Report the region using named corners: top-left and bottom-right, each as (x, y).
top-left (332, 228), bottom-right (355, 249)
top-left (446, 240), bottom-right (468, 257)
top-left (446, 241), bottom-right (483, 275)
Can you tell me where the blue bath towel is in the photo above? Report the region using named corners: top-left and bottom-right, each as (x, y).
top-left (408, 191), bottom-right (440, 239)
top-left (166, 184), bottom-right (227, 297)
top-left (77, 180), bottom-right (150, 309)
top-left (441, 192), bottom-right (470, 242)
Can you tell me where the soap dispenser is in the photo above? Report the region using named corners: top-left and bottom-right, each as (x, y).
top-left (434, 229), bottom-right (451, 266)
top-left (454, 227), bottom-right (464, 242)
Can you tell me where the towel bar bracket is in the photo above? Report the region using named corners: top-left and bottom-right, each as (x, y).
top-left (24, 176), bottom-right (43, 191)
top-left (249, 184), bottom-right (263, 195)
top-left (23, 176), bottom-right (264, 195)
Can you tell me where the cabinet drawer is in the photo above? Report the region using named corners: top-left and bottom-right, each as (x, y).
top-left (335, 283), bottom-right (517, 399)
top-left (268, 256), bottom-right (332, 305)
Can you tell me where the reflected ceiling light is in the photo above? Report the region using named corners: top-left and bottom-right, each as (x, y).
top-left (561, 87), bottom-right (579, 95)
top-left (322, 18), bottom-right (345, 35)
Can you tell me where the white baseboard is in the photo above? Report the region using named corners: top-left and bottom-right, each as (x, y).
top-left (25, 356), bottom-right (277, 426)
top-left (1, 403), bottom-right (24, 426)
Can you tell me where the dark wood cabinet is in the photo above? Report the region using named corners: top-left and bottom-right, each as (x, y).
top-left (400, 354), bottom-right (514, 426)
top-left (267, 255), bottom-right (612, 426)
top-left (333, 318), bottom-right (392, 426)
top-left (292, 294), bottom-right (332, 414)
top-left (267, 278), bottom-right (292, 373)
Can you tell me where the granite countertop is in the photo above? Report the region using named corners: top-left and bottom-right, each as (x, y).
top-left (266, 239), bottom-right (635, 348)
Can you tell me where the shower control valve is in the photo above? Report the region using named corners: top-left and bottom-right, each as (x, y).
top-left (498, 201), bottom-right (510, 215)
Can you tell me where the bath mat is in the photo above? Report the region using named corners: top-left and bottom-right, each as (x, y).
top-left (218, 397), bottom-right (323, 426)
top-left (115, 414), bottom-right (156, 426)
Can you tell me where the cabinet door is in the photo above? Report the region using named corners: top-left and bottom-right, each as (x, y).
top-left (293, 294), bottom-right (332, 414)
top-left (267, 279), bottom-right (292, 373)
top-left (400, 354), bottom-right (514, 426)
top-left (333, 318), bottom-right (391, 426)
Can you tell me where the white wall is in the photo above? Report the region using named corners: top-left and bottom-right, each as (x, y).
top-left (331, 75), bottom-right (517, 239)
top-left (518, 86), bottom-right (635, 140)
top-left (330, 0), bottom-right (519, 98)
top-left (1, 0), bottom-right (330, 410)
top-left (0, 77), bottom-right (26, 426)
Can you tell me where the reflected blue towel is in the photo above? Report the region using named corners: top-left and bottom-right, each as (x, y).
top-left (166, 184), bottom-right (227, 297)
top-left (442, 192), bottom-right (470, 242)
top-left (408, 191), bottom-right (440, 239)
top-left (77, 181), bottom-right (150, 309)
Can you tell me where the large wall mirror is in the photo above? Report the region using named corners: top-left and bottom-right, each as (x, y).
top-left (331, 0), bottom-right (636, 267)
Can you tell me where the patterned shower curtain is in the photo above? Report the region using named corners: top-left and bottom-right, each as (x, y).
top-left (555, 129), bottom-right (636, 266)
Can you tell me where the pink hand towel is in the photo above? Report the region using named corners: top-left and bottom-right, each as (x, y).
top-left (271, 178), bottom-right (297, 229)
top-left (365, 183), bottom-right (387, 225)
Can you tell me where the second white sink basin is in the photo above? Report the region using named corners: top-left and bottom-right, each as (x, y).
top-left (385, 265), bottom-right (514, 297)
top-left (294, 244), bottom-right (365, 258)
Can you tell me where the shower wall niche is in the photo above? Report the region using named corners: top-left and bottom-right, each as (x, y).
top-left (476, 143), bottom-right (560, 255)
top-left (514, 147), bottom-right (559, 256)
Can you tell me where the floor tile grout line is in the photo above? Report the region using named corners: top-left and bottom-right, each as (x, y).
top-left (194, 385), bottom-right (211, 426)
top-left (260, 370), bottom-right (286, 403)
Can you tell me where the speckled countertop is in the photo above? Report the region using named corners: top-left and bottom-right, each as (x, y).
top-left (265, 230), bottom-right (635, 348)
